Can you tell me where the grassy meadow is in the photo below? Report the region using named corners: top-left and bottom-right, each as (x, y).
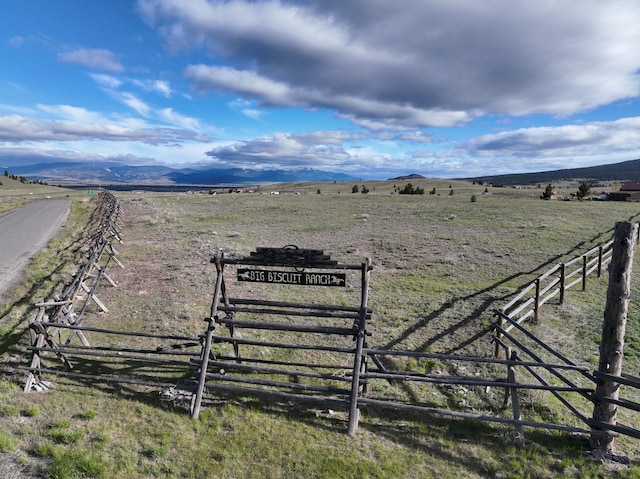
top-left (1, 178), bottom-right (640, 478)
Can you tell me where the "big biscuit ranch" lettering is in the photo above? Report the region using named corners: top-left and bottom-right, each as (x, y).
top-left (237, 269), bottom-right (346, 287)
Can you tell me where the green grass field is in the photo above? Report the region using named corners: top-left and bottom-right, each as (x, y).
top-left (1, 179), bottom-right (640, 478)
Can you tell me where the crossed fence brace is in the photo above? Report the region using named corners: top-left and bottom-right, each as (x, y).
top-left (24, 192), bottom-right (125, 392)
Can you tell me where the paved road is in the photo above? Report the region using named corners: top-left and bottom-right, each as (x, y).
top-left (0, 200), bottom-right (71, 299)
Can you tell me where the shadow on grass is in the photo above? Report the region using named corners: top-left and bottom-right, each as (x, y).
top-left (370, 218), bottom-right (638, 406)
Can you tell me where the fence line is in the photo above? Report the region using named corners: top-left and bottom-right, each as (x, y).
top-left (23, 191), bottom-right (124, 391)
top-left (493, 239), bottom-right (615, 358)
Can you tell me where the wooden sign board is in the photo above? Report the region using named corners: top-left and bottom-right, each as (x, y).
top-left (237, 268), bottom-right (346, 287)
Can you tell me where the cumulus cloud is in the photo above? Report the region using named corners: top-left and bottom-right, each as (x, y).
top-left (58, 48), bottom-right (124, 72)
top-left (467, 117), bottom-right (640, 158)
top-left (204, 130), bottom-right (359, 169)
top-left (0, 114), bottom-right (209, 145)
top-left (138, 0), bottom-right (640, 129)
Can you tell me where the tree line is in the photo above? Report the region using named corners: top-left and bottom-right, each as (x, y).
top-left (2, 170), bottom-right (49, 186)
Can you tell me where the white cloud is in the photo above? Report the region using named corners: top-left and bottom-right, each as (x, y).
top-left (58, 48), bottom-right (124, 73)
top-left (204, 130), bottom-right (358, 169)
top-left (139, 0), bottom-right (640, 129)
top-left (0, 113), bottom-right (210, 145)
top-left (7, 36), bottom-right (24, 48)
top-left (116, 92), bottom-right (151, 117)
top-left (131, 78), bottom-right (173, 97)
top-left (89, 73), bottom-right (123, 89)
top-left (467, 117), bottom-right (640, 159)
top-left (185, 65), bottom-right (296, 106)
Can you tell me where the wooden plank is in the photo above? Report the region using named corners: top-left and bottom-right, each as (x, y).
top-left (229, 298), bottom-right (369, 313)
top-left (364, 347), bottom-right (589, 371)
top-left (204, 360), bottom-right (352, 382)
top-left (214, 317), bottom-right (357, 336)
top-left (39, 322), bottom-right (199, 342)
top-left (202, 355), bottom-right (350, 370)
top-left (593, 370), bottom-right (640, 389)
top-left (204, 373), bottom-right (351, 395)
top-left (357, 397), bottom-right (605, 436)
top-left (361, 372), bottom-right (591, 392)
top-left (218, 305), bottom-right (362, 320)
top-left (16, 366), bottom-right (182, 389)
top-left (212, 335), bottom-right (356, 354)
top-left (199, 383), bottom-right (349, 409)
top-left (593, 394), bottom-right (640, 413)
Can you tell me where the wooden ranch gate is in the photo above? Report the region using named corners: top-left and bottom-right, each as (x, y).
top-left (189, 246), bottom-right (373, 435)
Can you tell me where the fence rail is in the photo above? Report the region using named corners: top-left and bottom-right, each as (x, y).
top-left (493, 239), bottom-right (616, 358)
top-left (23, 191), bottom-right (124, 391)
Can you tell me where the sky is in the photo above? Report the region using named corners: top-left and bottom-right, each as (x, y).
top-left (2, 0), bottom-right (640, 180)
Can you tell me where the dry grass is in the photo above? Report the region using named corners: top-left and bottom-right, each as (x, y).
top-left (1, 181), bottom-right (640, 478)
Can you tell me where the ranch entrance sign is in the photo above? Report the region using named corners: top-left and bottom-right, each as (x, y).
top-left (237, 269), bottom-right (346, 286)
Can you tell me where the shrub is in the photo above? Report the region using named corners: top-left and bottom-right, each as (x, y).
top-left (39, 445), bottom-right (109, 479)
top-left (25, 405), bottom-right (41, 417)
top-left (0, 431), bottom-right (18, 452)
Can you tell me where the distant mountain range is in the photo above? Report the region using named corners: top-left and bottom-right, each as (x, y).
top-left (6, 161), bottom-right (356, 185)
top-left (5, 158), bottom-right (640, 186)
top-left (463, 158), bottom-right (640, 186)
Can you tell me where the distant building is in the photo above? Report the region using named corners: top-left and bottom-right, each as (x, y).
top-left (608, 182), bottom-right (640, 201)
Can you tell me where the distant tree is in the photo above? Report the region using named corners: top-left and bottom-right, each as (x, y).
top-left (429, 187), bottom-right (436, 195)
top-left (3, 170), bottom-right (7, 177)
top-left (470, 194), bottom-right (477, 202)
top-left (484, 187), bottom-right (489, 194)
top-left (577, 181), bottom-right (591, 200)
top-left (449, 189), bottom-right (454, 196)
top-left (399, 183), bottom-right (424, 195)
top-left (316, 189), bottom-right (321, 195)
top-left (541, 183), bottom-right (554, 200)
top-left (361, 185), bottom-right (369, 194)
top-left (352, 184), bottom-right (359, 193)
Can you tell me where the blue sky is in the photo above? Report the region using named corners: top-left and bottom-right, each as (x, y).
top-left (2, 0), bottom-right (640, 180)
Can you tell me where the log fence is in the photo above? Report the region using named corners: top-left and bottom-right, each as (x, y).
top-left (493, 239), bottom-right (616, 358)
top-left (23, 191), bottom-right (125, 391)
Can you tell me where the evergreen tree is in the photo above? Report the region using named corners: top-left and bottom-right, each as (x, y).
top-left (577, 181), bottom-right (591, 200)
top-left (541, 184), bottom-right (554, 200)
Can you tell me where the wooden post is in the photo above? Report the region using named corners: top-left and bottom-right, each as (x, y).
top-left (559, 263), bottom-right (566, 304)
top-left (347, 258), bottom-right (371, 436)
top-left (505, 348), bottom-right (524, 443)
top-left (590, 222), bottom-right (638, 452)
top-left (582, 255), bottom-right (588, 291)
top-left (533, 278), bottom-right (541, 324)
top-left (597, 246), bottom-right (603, 278)
top-left (493, 312), bottom-right (505, 358)
top-left (191, 254), bottom-right (225, 419)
